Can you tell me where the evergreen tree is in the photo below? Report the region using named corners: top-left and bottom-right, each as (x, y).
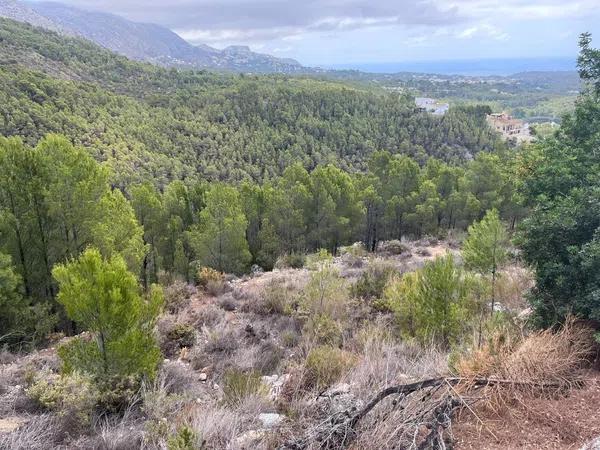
top-left (187, 185), bottom-right (251, 274)
top-left (0, 252), bottom-right (27, 346)
top-left (463, 209), bottom-right (509, 315)
top-left (385, 254), bottom-right (478, 347)
top-left (518, 34), bottom-right (600, 326)
top-left (53, 248), bottom-right (163, 379)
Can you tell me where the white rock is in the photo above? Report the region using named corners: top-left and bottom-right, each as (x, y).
top-left (0, 417), bottom-right (29, 434)
top-left (261, 374), bottom-right (290, 401)
top-left (199, 373), bottom-right (208, 382)
top-left (258, 413), bottom-right (284, 428)
top-left (581, 437), bottom-right (600, 450)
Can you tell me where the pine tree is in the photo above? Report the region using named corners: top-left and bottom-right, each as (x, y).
top-left (187, 185), bottom-right (251, 274)
top-left (53, 248), bottom-right (163, 379)
top-left (463, 209), bottom-right (508, 315)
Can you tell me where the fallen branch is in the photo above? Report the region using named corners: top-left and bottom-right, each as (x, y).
top-left (348, 376), bottom-right (568, 432)
top-left (280, 376), bottom-right (579, 450)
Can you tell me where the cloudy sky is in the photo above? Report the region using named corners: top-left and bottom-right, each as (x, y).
top-left (43, 0), bottom-right (600, 66)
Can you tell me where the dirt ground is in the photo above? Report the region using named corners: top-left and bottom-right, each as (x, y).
top-left (453, 375), bottom-right (600, 450)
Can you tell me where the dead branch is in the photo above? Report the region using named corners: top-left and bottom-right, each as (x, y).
top-left (280, 376), bottom-right (577, 450)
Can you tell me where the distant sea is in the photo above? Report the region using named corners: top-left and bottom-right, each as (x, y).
top-left (328, 57), bottom-right (577, 76)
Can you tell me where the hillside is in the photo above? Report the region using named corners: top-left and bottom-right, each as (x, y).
top-left (0, 0), bottom-right (306, 73)
top-left (1, 239), bottom-right (599, 449)
top-left (0, 18), bottom-right (504, 187)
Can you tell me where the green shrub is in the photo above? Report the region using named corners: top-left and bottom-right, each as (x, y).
top-left (27, 371), bottom-right (98, 428)
top-left (97, 375), bottom-right (141, 414)
top-left (196, 267), bottom-right (225, 289)
top-left (167, 426), bottom-right (202, 450)
top-left (384, 255), bottom-right (482, 347)
top-left (167, 323), bottom-right (196, 348)
top-left (145, 419), bottom-right (170, 447)
top-left (304, 346), bottom-right (356, 390)
top-left (258, 279), bottom-right (294, 315)
top-left (304, 314), bottom-right (342, 346)
top-left (274, 252), bottom-right (306, 269)
top-left (58, 328), bottom-right (162, 381)
top-left (350, 261), bottom-right (396, 300)
top-left (53, 249), bottom-right (163, 380)
top-left (222, 369), bottom-right (266, 406)
top-left (305, 249), bottom-right (333, 270)
top-left (281, 330), bottom-right (300, 348)
top-left (0, 253), bottom-right (58, 350)
top-left (299, 255), bottom-right (347, 321)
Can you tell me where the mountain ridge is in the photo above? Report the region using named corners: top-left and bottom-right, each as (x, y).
top-left (0, 0), bottom-right (307, 73)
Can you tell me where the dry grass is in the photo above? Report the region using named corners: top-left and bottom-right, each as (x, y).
top-left (0, 414), bottom-right (62, 450)
top-left (70, 407), bottom-right (145, 450)
top-left (189, 395), bottom-right (272, 449)
top-left (456, 317), bottom-right (595, 412)
top-left (159, 360), bottom-right (203, 395)
top-left (0, 247), bottom-right (594, 450)
top-left (0, 349), bottom-right (17, 365)
top-left (188, 303), bottom-right (225, 329)
top-left (495, 266), bottom-right (535, 312)
top-left (163, 280), bottom-right (196, 314)
top-left (347, 323), bottom-right (448, 399)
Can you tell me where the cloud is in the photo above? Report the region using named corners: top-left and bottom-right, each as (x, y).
top-left (457, 24), bottom-right (508, 41)
top-left (444, 0), bottom-right (600, 20)
top-left (34, 0), bottom-right (599, 50)
top-left (45, 0), bottom-right (464, 44)
top-left (272, 46), bottom-right (293, 53)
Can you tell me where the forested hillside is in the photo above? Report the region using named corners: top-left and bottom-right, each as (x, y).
top-left (0, 16), bottom-right (520, 343)
top-left (0, 18), bottom-right (503, 187)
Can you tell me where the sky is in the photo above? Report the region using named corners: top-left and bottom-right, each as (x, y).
top-left (38, 0), bottom-right (600, 67)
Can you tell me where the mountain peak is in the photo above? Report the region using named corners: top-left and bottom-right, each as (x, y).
top-left (224, 45), bottom-right (252, 53)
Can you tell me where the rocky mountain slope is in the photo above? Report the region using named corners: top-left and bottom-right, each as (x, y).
top-left (0, 0), bottom-right (66, 33)
top-left (0, 0), bottom-right (307, 73)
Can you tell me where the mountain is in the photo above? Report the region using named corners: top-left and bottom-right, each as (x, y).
top-left (219, 45), bottom-right (305, 72)
top-left (0, 0), bottom-right (306, 73)
top-left (0, 0), bottom-right (67, 33)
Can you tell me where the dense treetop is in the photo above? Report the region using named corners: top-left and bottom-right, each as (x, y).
top-left (518, 34), bottom-right (600, 326)
top-left (0, 18), bottom-right (503, 187)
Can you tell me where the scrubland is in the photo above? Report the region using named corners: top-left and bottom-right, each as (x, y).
top-left (1, 237), bottom-right (597, 450)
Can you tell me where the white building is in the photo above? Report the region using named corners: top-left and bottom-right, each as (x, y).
top-left (415, 97), bottom-right (449, 116)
